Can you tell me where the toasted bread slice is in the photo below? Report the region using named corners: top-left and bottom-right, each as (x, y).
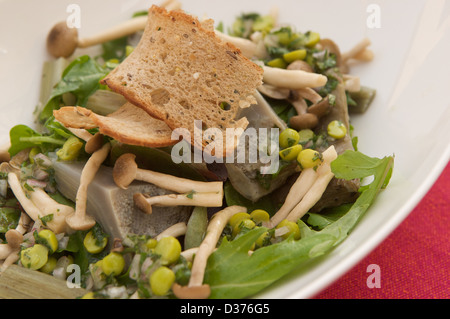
top-left (100, 5), bottom-right (263, 156)
top-left (54, 103), bottom-right (176, 148)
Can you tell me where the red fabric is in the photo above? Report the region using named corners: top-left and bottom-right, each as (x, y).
top-left (314, 161), bottom-right (450, 299)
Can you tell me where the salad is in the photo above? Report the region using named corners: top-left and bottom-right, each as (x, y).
top-left (0, 0), bottom-right (393, 299)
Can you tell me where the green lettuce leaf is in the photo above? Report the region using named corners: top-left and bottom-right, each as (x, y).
top-left (8, 117), bottom-right (74, 157)
top-left (204, 227), bottom-right (335, 299)
top-left (39, 55), bottom-right (110, 123)
top-left (204, 150), bottom-right (394, 299)
top-left (0, 197), bottom-right (21, 234)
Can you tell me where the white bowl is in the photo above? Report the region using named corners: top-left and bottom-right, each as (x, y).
top-left (1, 0), bottom-right (449, 298)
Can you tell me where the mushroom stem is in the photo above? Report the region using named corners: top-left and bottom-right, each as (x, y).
top-left (265, 146), bottom-right (337, 228)
top-left (46, 0), bottom-right (182, 58)
top-left (285, 146), bottom-right (337, 222)
top-left (28, 188), bottom-right (74, 234)
top-left (134, 191), bottom-right (223, 215)
top-left (15, 212), bottom-right (32, 235)
top-left (0, 224), bottom-right (26, 272)
top-left (8, 173), bottom-right (43, 222)
top-left (155, 222), bottom-right (187, 240)
top-left (296, 88), bottom-right (323, 104)
top-left (66, 142), bottom-right (111, 231)
top-left (8, 173), bottom-right (73, 234)
top-left (113, 153), bottom-right (223, 194)
top-left (77, 16), bottom-right (147, 49)
top-left (180, 247), bottom-right (199, 262)
top-left (342, 37), bottom-right (372, 62)
top-left (342, 74), bottom-right (361, 92)
top-left (214, 31), bottom-right (259, 59)
top-left (291, 97), bottom-right (308, 115)
top-left (262, 66), bottom-right (328, 89)
top-left (265, 168), bottom-right (318, 228)
top-left (172, 205), bottom-right (246, 299)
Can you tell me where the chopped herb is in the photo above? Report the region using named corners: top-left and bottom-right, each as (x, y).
top-left (186, 190), bottom-right (196, 199)
top-left (23, 183), bottom-right (35, 192)
top-left (40, 214), bottom-right (54, 226)
top-left (318, 76), bottom-right (339, 97)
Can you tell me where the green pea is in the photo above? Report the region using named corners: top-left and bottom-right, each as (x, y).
top-left (283, 49), bottom-right (307, 63)
top-left (276, 219), bottom-right (301, 240)
top-left (305, 31), bottom-right (320, 47)
top-left (279, 144), bottom-right (303, 161)
top-left (101, 252), bottom-right (125, 276)
top-left (229, 212), bottom-right (251, 228)
top-left (83, 230), bottom-right (107, 254)
top-left (298, 129), bottom-right (315, 144)
top-left (232, 218), bottom-right (255, 237)
top-left (327, 120), bottom-right (347, 139)
top-left (267, 58), bottom-right (287, 69)
top-left (297, 149), bottom-right (323, 169)
top-left (249, 209), bottom-right (270, 224)
top-left (150, 266), bottom-right (175, 296)
top-left (279, 128), bottom-right (300, 149)
top-left (39, 256), bottom-right (58, 274)
top-left (21, 244), bottom-right (49, 270)
top-left (38, 229), bottom-right (58, 254)
top-left (154, 236), bottom-right (181, 266)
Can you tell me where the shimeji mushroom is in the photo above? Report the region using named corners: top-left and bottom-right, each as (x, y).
top-left (257, 83), bottom-right (290, 100)
top-left (65, 142), bottom-right (111, 231)
top-left (0, 229), bottom-right (24, 272)
top-left (342, 38), bottom-right (373, 64)
top-left (113, 153), bottom-right (223, 193)
top-left (262, 65), bottom-right (328, 90)
top-left (0, 212), bottom-right (31, 272)
top-left (265, 146), bottom-right (338, 228)
top-left (46, 0), bottom-right (182, 58)
top-left (172, 205), bottom-right (246, 299)
top-left (134, 192), bottom-right (223, 215)
top-left (28, 188), bottom-right (74, 234)
top-left (7, 173), bottom-right (72, 234)
top-left (113, 153), bottom-right (224, 214)
top-left (213, 31), bottom-right (328, 90)
top-left (289, 95), bottom-right (331, 131)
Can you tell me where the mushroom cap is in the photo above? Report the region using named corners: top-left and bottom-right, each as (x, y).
top-left (5, 229), bottom-right (24, 249)
top-left (66, 212), bottom-right (96, 231)
top-left (257, 84), bottom-right (290, 100)
top-left (289, 113), bottom-right (319, 130)
top-left (308, 96), bottom-right (331, 118)
top-left (172, 283), bottom-right (211, 299)
top-left (85, 132), bottom-right (104, 154)
top-left (287, 60), bottom-right (314, 73)
top-left (133, 193), bottom-right (153, 215)
top-left (46, 21), bottom-right (78, 58)
top-left (113, 153), bottom-right (138, 189)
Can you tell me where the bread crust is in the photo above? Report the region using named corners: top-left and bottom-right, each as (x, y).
top-left (101, 5), bottom-right (263, 155)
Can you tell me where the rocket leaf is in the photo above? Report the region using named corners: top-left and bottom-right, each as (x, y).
top-left (204, 227), bottom-right (335, 299)
top-left (204, 151), bottom-right (394, 299)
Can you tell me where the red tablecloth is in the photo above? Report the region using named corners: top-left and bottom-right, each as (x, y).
top-left (314, 161), bottom-right (450, 299)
